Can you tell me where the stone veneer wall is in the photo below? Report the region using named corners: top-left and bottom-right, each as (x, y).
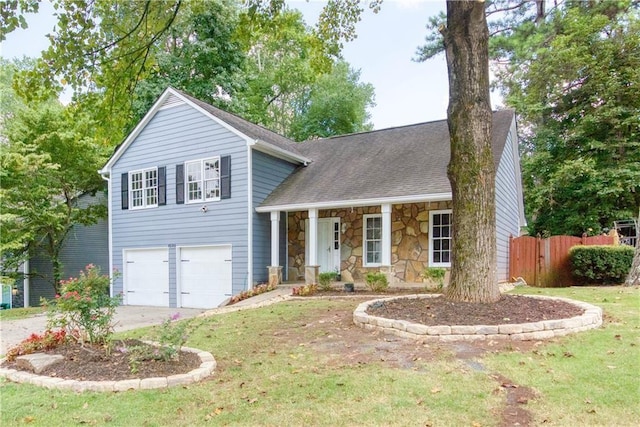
top-left (287, 202), bottom-right (452, 284)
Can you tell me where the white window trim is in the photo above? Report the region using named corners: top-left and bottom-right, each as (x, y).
top-left (429, 209), bottom-right (452, 268)
top-left (129, 167), bottom-right (158, 210)
top-left (185, 156), bottom-right (221, 204)
top-left (363, 214), bottom-right (382, 267)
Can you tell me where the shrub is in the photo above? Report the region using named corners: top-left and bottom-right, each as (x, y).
top-left (422, 267), bottom-right (446, 289)
top-left (365, 272), bottom-right (389, 292)
top-left (318, 272), bottom-right (338, 291)
top-left (42, 264), bottom-right (121, 345)
top-left (5, 329), bottom-right (67, 362)
top-left (292, 284), bottom-right (318, 296)
top-left (229, 282), bottom-right (276, 304)
top-left (569, 245), bottom-right (634, 284)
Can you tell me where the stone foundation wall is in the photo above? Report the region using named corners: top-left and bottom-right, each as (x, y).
top-left (287, 202), bottom-right (452, 284)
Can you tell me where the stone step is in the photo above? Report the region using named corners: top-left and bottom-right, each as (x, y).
top-left (16, 353), bottom-right (64, 374)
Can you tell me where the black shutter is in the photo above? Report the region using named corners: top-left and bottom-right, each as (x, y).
top-left (221, 155), bottom-right (231, 199)
top-left (121, 173), bottom-right (129, 210)
top-left (158, 166), bottom-right (166, 206)
top-left (176, 164), bottom-right (185, 204)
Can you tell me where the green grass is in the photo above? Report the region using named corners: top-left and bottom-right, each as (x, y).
top-left (1, 288), bottom-right (638, 426)
top-left (0, 306), bottom-right (44, 320)
top-left (486, 286), bottom-right (640, 426)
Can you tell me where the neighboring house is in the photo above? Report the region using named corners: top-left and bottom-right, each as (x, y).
top-left (99, 87), bottom-right (525, 309)
top-left (19, 191), bottom-right (109, 307)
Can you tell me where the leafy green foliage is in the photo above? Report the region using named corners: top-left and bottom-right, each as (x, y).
top-left (422, 267), bottom-right (446, 289)
top-left (131, 0), bottom-right (246, 123)
top-left (569, 245), bottom-right (635, 284)
top-left (290, 61), bottom-right (374, 141)
top-left (492, 2), bottom-right (640, 236)
top-left (0, 81), bottom-right (108, 290)
top-left (0, 0), bottom-right (39, 41)
top-left (42, 265), bottom-right (121, 345)
top-left (4, 329), bottom-right (66, 362)
top-left (365, 271), bottom-right (388, 292)
top-left (318, 272), bottom-right (338, 291)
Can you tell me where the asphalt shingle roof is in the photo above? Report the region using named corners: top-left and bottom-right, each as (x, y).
top-left (259, 109), bottom-right (515, 208)
top-left (175, 89), bottom-right (305, 158)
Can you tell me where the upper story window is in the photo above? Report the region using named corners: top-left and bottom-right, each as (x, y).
top-left (129, 167), bottom-right (158, 209)
top-left (429, 209), bottom-right (452, 267)
top-left (363, 214), bottom-right (382, 266)
top-left (185, 157), bottom-right (220, 203)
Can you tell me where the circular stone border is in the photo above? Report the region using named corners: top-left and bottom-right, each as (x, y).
top-left (353, 294), bottom-right (603, 342)
top-left (0, 344), bottom-right (216, 392)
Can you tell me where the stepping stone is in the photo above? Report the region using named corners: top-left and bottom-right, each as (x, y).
top-left (16, 353), bottom-right (64, 374)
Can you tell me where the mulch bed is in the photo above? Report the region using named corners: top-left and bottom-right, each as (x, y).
top-left (2, 339), bottom-right (202, 382)
top-left (367, 294), bottom-right (584, 326)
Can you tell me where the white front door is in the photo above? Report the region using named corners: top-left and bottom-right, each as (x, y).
top-left (178, 245), bottom-right (232, 309)
top-left (307, 218), bottom-right (340, 273)
top-left (124, 248), bottom-right (170, 306)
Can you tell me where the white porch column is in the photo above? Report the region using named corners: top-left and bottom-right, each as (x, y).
top-left (308, 208), bottom-right (318, 266)
top-left (270, 211), bottom-right (280, 266)
top-left (381, 203), bottom-right (392, 265)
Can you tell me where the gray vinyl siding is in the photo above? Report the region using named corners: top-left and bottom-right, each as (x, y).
top-left (251, 150), bottom-right (297, 283)
top-left (495, 119), bottom-right (522, 282)
top-left (28, 192), bottom-right (108, 306)
top-left (110, 103), bottom-right (249, 306)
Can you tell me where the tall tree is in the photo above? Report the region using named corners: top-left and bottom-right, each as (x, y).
top-left (492, 2), bottom-right (640, 237)
top-left (441, 0), bottom-right (499, 303)
top-left (0, 83), bottom-right (108, 292)
top-left (289, 61), bottom-right (375, 141)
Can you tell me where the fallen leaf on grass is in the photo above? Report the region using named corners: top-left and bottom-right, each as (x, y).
top-left (430, 387), bottom-right (441, 394)
top-left (83, 402), bottom-right (89, 409)
top-left (24, 417), bottom-right (35, 424)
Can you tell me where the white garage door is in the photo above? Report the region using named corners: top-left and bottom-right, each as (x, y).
top-left (179, 245), bottom-right (232, 308)
top-left (124, 248), bottom-right (169, 306)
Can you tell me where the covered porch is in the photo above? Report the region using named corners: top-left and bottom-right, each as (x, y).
top-left (259, 198), bottom-right (453, 287)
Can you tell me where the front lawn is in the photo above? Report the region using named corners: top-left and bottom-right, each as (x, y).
top-left (1, 286), bottom-right (638, 426)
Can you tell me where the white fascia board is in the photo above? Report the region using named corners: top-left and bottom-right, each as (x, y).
top-left (255, 193), bottom-right (452, 213)
top-left (252, 140), bottom-right (310, 165)
top-left (99, 87), bottom-right (254, 174)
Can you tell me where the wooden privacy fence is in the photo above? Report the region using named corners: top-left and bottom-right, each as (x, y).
top-left (509, 234), bottom-right (614, 287)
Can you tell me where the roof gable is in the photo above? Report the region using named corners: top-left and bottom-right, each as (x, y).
top-left (100, 87), bottom-right (307, 173)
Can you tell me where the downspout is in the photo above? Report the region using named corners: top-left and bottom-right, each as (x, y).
top-left (247, 142), bottom-right (254, 290)
top-left (99, 171), bottom-right (114, 298)
top-left (23, 260), bottom-right (30, 308)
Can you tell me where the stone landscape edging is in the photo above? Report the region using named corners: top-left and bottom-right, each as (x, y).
top-left (353, 294), bottom-right (603, 342)
top-left (0, 344), bottom-right (216, 392)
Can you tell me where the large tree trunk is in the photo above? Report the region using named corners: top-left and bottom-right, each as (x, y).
top-left (624, 212), bottom-right (640, 286)
top-left (442, 0), bottom-right (500, 303)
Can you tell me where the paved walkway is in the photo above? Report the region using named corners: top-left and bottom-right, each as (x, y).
top-left (0, 287), bottom-right (293, 356)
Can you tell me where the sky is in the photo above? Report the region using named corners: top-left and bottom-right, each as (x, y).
top-left (0, 0), bottom-right (502, 130)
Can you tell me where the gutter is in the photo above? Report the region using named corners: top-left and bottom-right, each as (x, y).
top-left (99, 170), bottom-right (114, 298)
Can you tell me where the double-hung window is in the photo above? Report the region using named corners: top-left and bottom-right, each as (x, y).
top-left (363, 214), bottom-right (382, 266)
top-left (429, 209), bottom-right (452, 267)
top-left (129, 167), bottom-right (158, 209)
top-left (185, 157), bottom-right (220, 203)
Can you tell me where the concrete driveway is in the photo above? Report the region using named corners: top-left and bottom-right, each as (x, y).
top-left (0, 306), bottom-right (207, 355)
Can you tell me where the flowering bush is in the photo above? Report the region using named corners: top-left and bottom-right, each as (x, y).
top-left (5, 329), bottom-right (67, 362)
top-left (292, 284), bottom-right (318, 296)
top-left (229, 282), bottom-right (276, 304)
top-left (42, 264), bottom-right (121, 345)
top-left (157, 313), bottom-right (190, 361)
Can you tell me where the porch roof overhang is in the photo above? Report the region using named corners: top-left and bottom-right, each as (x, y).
top-left (254, 192), bottom-right (452, 213)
